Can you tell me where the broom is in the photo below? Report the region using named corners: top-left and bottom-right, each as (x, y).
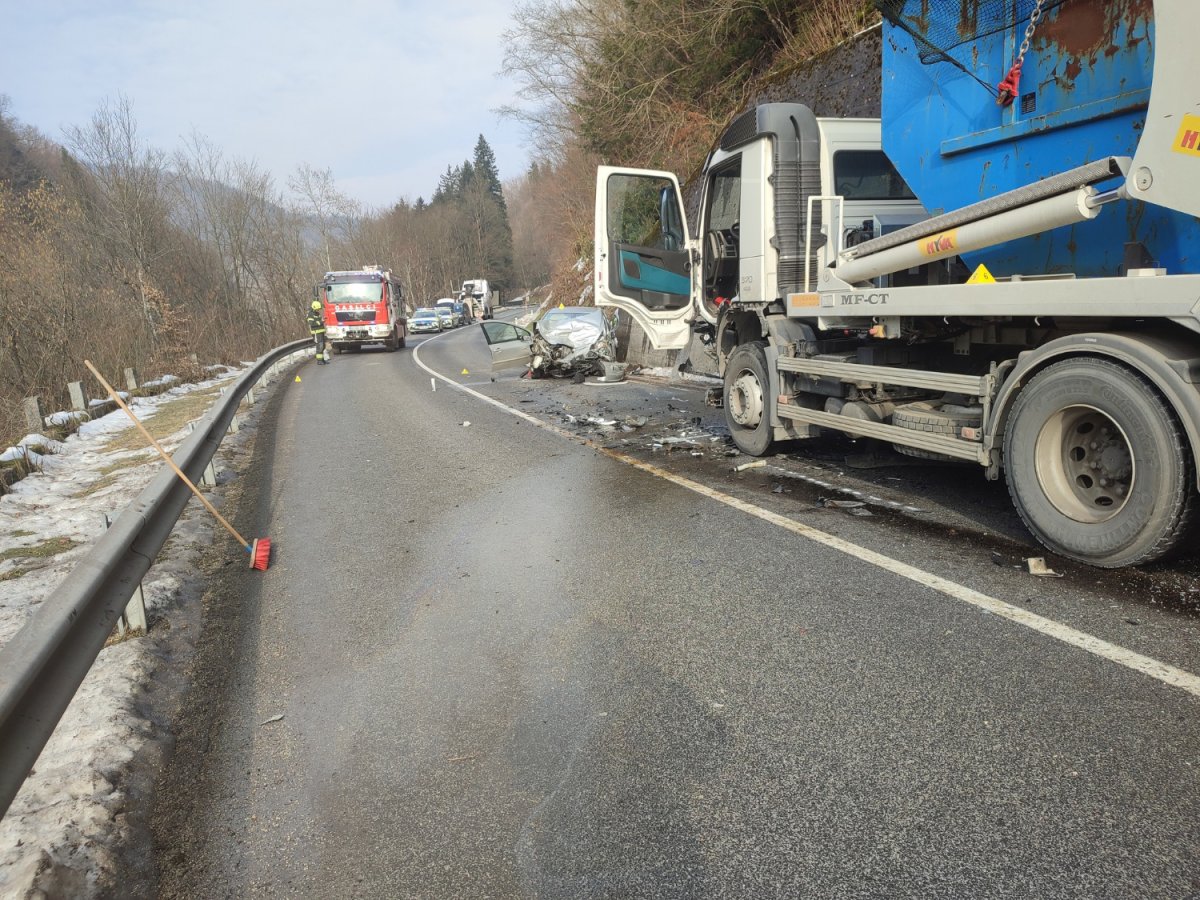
top-left (84, 360), bottom-right (271, 571)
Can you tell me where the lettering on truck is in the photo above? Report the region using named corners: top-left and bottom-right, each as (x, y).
top-left (920, 230), bottom-right (958, 257)
top-left (1173, 114), bottom-right (1200, 156)
top-left (838, 292), bottom-right (890, 306)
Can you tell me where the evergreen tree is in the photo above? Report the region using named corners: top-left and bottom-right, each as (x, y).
top-left (472, 135), bottom-right (506, 212)
top-left (432, 164), bottom-right (461, 203)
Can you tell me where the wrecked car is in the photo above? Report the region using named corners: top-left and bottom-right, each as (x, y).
top-left (480, 306), bottom-right (618, 379)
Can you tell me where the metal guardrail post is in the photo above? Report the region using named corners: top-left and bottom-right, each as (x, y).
top-left (0, 339), bottom-right (310, 818)
top-left (21, 398), bottom-right (43, 433)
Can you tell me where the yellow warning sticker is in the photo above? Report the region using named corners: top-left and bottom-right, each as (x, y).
top-left (966, 264), bottom-right (996, 284)
top-left (788, 293), bottom-right (820, 308)
top-left (920, 229), bottom-right (958, 257)
top-left (1172, 114), bottom-right (1200, 157)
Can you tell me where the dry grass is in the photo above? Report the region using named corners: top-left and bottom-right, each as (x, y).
top-left (0, 536), bottom-right (79, 564)
top-left (98, 379), bottom-right (234, 454)
top-left (769, 1), bottom-right (880, 79)
top-left (104, 626), bottom-right (147, 646)
top-left (0, 567), bottom-right (29, 582)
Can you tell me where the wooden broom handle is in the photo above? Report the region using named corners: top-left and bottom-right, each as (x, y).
top-left (83, 360), bottom-right (250, 549)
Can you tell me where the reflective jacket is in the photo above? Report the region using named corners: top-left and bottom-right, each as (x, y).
top-left (306, 309), bottom-right (326, 335)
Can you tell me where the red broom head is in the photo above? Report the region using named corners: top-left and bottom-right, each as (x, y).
top-left (249, 537), bottom-right (272, 571)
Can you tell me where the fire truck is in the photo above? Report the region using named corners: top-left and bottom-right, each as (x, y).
top-left (316, 266), bottom-right (408, 353)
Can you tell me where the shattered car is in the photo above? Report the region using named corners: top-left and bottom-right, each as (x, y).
top-left (480, 307), bottom-right (619, 379)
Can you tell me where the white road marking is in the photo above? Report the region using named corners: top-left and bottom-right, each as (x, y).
top-left (412, 338), bottom-right (1200, 700)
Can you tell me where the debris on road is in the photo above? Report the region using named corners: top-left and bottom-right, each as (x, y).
top-left (734, 460), bottom-right (766, 472)
top-left (1025, 557), bottom-right (1063, 578)
top-left (259, 714), bottom-right (285, 726)
top-left (817, 498), bottom-right (865, 509)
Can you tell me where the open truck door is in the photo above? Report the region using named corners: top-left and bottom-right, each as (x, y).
top-left (594, 167), bottom-right (695, 351)
top-left (480, 321), bottom-right (533, 375)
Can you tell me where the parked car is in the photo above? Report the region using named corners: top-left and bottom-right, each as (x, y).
top-left (435, 307), bottom-right (456, 329)
top-left (434, 298), bottom-right (462, 327)
top-left (410, 307), bottom-right (442, 333)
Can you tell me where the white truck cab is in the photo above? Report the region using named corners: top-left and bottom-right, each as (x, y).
top-left (594, 115), bottom-right (926, 352)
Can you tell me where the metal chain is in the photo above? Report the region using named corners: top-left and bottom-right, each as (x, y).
top-left (1015, 0), bottom-right (1048, 65)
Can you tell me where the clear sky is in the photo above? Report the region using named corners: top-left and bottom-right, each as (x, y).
top-left (0, 0), bottom-right (531, 209)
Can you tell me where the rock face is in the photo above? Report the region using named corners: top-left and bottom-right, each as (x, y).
top-left (754, 25), bottom-right (883, 118)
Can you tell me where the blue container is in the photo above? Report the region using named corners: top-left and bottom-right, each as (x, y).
top-left (880, 0), bottom-right (1197, 276)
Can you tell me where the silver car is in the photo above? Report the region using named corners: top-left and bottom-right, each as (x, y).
top-left (410, 308), bottom-right (442, 333)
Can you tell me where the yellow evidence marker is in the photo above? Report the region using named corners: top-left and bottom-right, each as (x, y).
top-left (294, 375), bottom-right (302, 382)
top-left (461, 368), bottom-right (470, 375)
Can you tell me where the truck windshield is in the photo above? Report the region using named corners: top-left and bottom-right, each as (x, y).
top-left (833, 150), bottom-right (917, 201)
top-left (326, 282), bottom-right (383, 303)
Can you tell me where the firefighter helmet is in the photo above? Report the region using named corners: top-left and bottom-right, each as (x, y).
top-left (310, 300), bottom-right (322, 311)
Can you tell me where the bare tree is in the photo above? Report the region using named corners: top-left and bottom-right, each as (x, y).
top-left (64, 94), bottom-right (174, 344)
top-left (288, 163), bottom-right (359, 271)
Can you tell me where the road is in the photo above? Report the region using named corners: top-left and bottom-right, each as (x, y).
top-left (152, 315), bottom-right (1200, 899)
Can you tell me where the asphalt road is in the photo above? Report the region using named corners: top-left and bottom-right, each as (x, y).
top-left (152, 318), bottom-right (1200, 899)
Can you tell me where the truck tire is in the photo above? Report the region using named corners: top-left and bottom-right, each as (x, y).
top-left (397, 330), bottom-right (406, 349)
top-left (892, 401), bottom-right (981, 462)
top-left (724, 341), bottom-right (775, 457)
top-left (384, 330), bottom-right (399, 352)
top-left (1003, 357), bottom-right (1197, 567)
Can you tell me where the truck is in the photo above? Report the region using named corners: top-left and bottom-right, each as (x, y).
top-left (594, 0), bottom-right (1200, 569)
top-left (459, 279), bottom-right (498, 319)
top-left (316, 265), bottom-right (408, 353)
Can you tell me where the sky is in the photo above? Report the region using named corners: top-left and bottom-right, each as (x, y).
top-left (0, 0), bottom-right (533, 209)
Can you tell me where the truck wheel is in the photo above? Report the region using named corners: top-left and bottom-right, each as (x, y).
top-left (724, 341), bottom-right (774, 457)
top-left (1003, 357), bottom-right (1197, 567)
top-left (385, 331), bottom-right (399, 352)
top-left (397, 330), bottom-right (406, 349)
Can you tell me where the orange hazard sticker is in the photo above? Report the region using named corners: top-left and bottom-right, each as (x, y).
top-left (921, 229), bottom-right (958, 257)
top-left (788, 293), bottom-right (820, 308)
top-left (1172, 114), bottom-right (1200, 157)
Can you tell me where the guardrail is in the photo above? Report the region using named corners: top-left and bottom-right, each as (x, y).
top-left (0, 339), bottom-right (312, 818)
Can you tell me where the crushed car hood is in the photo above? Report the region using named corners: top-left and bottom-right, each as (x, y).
top-left (530, 308), bottom-right (617, 375)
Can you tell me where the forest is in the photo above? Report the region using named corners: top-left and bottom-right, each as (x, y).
top-left (0, 0), bottom-right (877, 450)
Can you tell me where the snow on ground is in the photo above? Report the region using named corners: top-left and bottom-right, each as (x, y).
top-left (0, 360), bottom-right (296, 897)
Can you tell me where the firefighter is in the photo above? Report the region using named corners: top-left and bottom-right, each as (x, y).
top-left (307, 300), bottom-right (330, 364)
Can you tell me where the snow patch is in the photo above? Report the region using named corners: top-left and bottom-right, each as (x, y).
top-left (0, 358), bottom-right (290, 896)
